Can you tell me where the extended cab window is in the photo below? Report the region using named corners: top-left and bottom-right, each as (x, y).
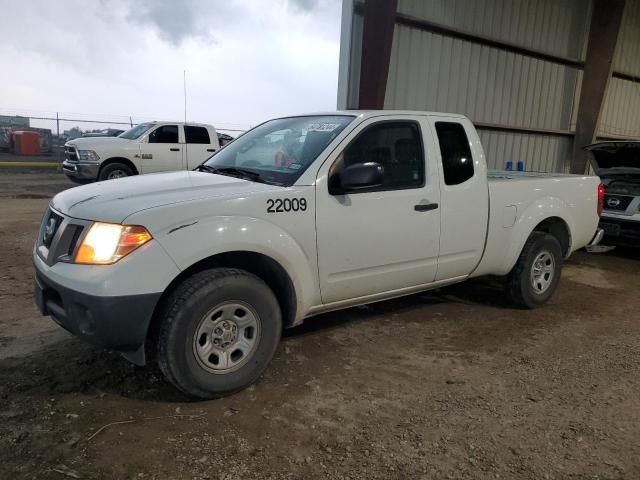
top-left (435, 122), bottom-right (474, 185)
top-left (149, 125), bottom-right (179, 144)
top-left (335, 121), bottom-right (424, 191)
top-left (185, 125), bottom-right (210, 144)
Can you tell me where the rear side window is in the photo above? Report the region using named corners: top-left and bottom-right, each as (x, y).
top-left (149, 125), bottom-right (179, 143)
top-left (185, 125), bottom-right (210, 144)
top-left (435, 122), bottom-right (474, 185)
top-left (339, 121), bottom-right (424, 191)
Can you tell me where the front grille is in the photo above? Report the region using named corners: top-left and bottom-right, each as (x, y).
top-left (604, 194), bottom-right (633, 212)
top-left (66, 225), bottom-right (84, 257)
top-left (64, 145), bottom-right (78, 162)
top-left (41, 209), bottom-right (63, 248)
top-left (37, 208), bottom-right (88, 265)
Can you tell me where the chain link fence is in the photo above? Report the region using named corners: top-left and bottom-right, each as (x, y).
top-left (0, 110), bottom-right (249, 167)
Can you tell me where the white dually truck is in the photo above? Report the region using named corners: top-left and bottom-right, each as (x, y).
top-left (35, 111), bottom-right (604, 398)
top-left (62, 121), bottom-right (220, 182)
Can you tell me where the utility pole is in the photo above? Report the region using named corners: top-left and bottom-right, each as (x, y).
top-left (56, 112), bottom-right (61, 164)
top-left (183, 70), bottom-right (187, 123)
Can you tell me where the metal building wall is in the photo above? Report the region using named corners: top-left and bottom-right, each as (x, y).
top-left (341, 0), bottom-right (640, 172)
top-left (384, 25), bottom-right (580, 131)
top-left (383, 0), bottom-right (591, 172)
top-left (600, 0), bottom-right (640, 139)
top-left (396, 0), bottom-right (590, 60)
top-left (478, 129), bottom-right (571, 171)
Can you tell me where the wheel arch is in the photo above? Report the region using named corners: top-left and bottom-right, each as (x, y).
top-left (147, 250), bottom-right (298, 356)
top-left (99, 157), bottom-right (139, 176)
top-left (504, 214), bottom-right (572, 274)
top-left (531, 216), bottom-right (571, 258)
top-left (474, 195), bottom-right (576, 278)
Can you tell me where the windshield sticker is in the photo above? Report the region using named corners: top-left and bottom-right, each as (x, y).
top-left (306, 123), bottom-right (340, 132)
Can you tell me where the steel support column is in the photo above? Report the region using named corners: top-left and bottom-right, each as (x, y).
top-left (358, 0), bottom-right (398, 109)
top-left (571, 0), bottom-right (626, 173)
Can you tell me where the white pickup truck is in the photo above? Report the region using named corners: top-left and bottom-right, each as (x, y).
top-left (34, 111), bottom-right (603, 398)
top-left (62, 121), bottom-right (220, 182)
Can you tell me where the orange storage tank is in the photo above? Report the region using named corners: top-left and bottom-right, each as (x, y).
top-left (10, 131), bottom-right (41, 155)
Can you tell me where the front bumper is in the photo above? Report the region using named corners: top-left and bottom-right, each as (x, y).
top-left (32, 205), bottom-right (181, 364)
top-left (599, 216), bottom-right (640, 247)
top-left (62, 160), bottom-right (100, 182)
top-left (34, 268), bottom-right (160, 365)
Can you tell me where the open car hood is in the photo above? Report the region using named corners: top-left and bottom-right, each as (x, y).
top-left (584, 141), bottom-right (640, 176)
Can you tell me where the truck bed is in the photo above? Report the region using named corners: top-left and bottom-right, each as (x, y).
top-left (470, 171), bottom-right (601, 277)
top-left (488, 170), bottom-right (580, 180)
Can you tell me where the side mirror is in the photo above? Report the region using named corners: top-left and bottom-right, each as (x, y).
top-left (330, 162), bottom-right (384, 194)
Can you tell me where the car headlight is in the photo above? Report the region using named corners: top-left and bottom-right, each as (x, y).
top-left (77, 150), bottom-right (100, 162)
top-left (75, 222), bottom-right (152, 264)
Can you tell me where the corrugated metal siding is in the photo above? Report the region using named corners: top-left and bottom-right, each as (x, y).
top-left (382, 1), bottom-right (592, 172)
top-left (478, 129), bottom-right (572, 172)
top-left (384, 24), bottom-right (580, 131)
top-left (347, 0), bottom-right (640, 171)
top-left (599, 77), bottom-right (640, 138)
top-left (569, 70), bottom-right (583, 131)
top-left (614, 0), bottom-right (640, 76)
top-left (397, 0), bottom-right (591, 60)
top-left (600, 0), bottom-right (640, 139)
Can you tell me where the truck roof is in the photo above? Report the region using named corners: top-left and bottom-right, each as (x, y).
top-left (270, 110), bottom-right (469, 121)
top-left (146, 121), bottom-right (214, 128)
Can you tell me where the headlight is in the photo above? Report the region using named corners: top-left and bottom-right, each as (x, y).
top-left (75, 223), bottom-right (152, 264)
top-left (77, 150), bottom-right (100, 162)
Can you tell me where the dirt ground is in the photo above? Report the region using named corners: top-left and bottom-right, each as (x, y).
top-left (1, 171), bottom-right (639, 480)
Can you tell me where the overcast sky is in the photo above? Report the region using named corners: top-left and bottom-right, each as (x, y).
top-left (0, 0), bottom-right (343, 132)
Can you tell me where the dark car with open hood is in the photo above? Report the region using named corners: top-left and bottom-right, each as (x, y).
top-left (586, 141), bottom-right (640, 246)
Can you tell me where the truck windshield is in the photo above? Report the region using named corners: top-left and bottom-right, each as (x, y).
top-left (119, 123), bottom-right (155, 140)
top-left (200, 115), bottom-right (355, 186)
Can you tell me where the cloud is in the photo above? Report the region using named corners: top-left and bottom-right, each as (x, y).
top-left (0, 0), bottom-right (342, 131)
top-left (131, 0), bottom-right (243, 45)
top-left (288, 0), bottom-right (320, 12)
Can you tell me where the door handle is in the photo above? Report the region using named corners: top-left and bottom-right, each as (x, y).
top-left (207, 148), bottom-right (216, 152)
top-left (170, 148), bottom-right (180, 151)
top-left (414, 203), bottom-right (438, 212)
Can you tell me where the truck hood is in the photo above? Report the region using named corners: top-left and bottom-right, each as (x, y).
top-left (51, 171), bottom-right (281, 223)
top-left (585, 141), bottom-right (640, 177)
top-left (66, 136), bottom-right (131, 150)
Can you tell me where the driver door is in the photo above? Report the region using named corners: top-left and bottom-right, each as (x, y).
top-left (315, 116), bottom-right (441, 304)
top-left (140, 124), bottom-right (184, 173)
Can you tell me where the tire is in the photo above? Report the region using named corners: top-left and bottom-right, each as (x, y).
top-left (506, 232), bottom-right (563, 309)
top-left (156, 268), bottom-right (282, 399)
top-left (98, 162), bottom-right (133, 181)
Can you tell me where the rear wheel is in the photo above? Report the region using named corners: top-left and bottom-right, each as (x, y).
top-left (98, 162), bottom-right (133, 181)
top-left (506, 233), bottom-right (563, 309)
top-left (156, 268), bottom-right (282, 399)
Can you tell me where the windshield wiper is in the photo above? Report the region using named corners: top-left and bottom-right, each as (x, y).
top-left (196, 165), bottom-right (269, 183)
top-left (195, 164), bottom-right (219, 173)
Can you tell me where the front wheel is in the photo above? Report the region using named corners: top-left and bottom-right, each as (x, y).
top-left (98, 162), bottom-right (133, 181)
top-left (506, 233), bottom-right (563, 309)
top-left (156, 268), bottom-right (282, 399)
